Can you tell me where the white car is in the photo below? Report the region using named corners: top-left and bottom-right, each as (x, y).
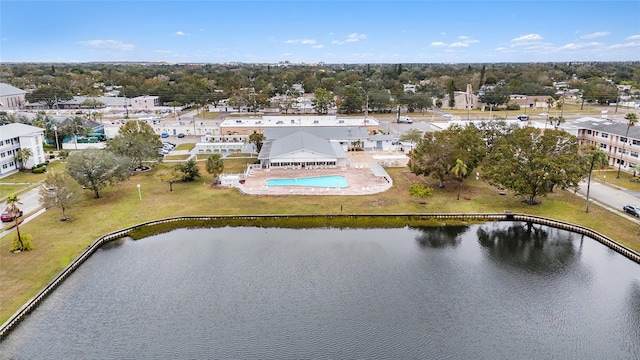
top-left (539, 112), bottom-right (549, 117)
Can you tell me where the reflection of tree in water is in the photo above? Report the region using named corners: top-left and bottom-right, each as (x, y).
top-left (414, 225), bottom-right (469, 248)
top-left (477, 222), bottom-right (577, 273)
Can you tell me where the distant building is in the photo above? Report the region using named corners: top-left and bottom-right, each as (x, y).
top-left (0, 83), bottom-right (27, 111)
top-left (403, 84), bottom-right (417, 93)
top-left (130, 96), bottom-right (160, 111)
top-left (441, 91), bottom-right (478, 110)
top-left (219, 115), bottom-right (380, 136)
top-left (0, 123), bottom-right (46, 177)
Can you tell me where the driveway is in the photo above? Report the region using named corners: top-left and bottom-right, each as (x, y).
top-left (1, 187), bottom-right (45, 237)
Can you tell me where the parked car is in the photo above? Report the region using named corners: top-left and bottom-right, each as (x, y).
top-left (177, 133), bottom-right (185, 138)
top-left (1, 211), bottom-right (23, 222)
top-left (539, 112), bottom-right (549, 117)
top-left (161, 132), bottom-right (169, 138)
top-left (517, 115), bottom-right (529, 121)
top-left (623, 205), bottom-right (640, 217)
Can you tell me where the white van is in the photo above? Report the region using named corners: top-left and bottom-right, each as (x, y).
top-left (397, 116), bottom-right (413, 124)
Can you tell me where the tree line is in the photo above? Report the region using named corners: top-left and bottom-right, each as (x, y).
top-left (2, 62), bottom-right (638, 114)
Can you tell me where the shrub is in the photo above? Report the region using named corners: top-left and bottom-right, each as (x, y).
top-left (506, 103), bottom-right (521, 110)
top-left (32, 167), bottom-right (47, 174)
top-left (10, 233), bottom-right (34, 252)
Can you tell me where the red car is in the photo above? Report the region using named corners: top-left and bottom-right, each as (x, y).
top-left (1, 211), bottom-right (23, 222)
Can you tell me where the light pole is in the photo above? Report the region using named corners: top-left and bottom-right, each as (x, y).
top-left (53, 125), bottom-right (60, 151)
top-left (137, 184), bottom-right (142, 200)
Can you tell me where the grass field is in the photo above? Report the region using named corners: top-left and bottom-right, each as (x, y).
top-left (1, 159), bottom-right (639, 324)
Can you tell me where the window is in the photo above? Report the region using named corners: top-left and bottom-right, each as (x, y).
top-left (601, 133), bottom-right (608, 138)
top-left (616, 159), bottom-right (625, 165)
top-left (631, 151), bottom-right (639, 158)
top-left (621, 137), bottom-right (627, 143)
top-left (618, 148), bottom-right (627, 154)
top-left (587, 130), bottom-right (592, 135)
top-left (600, 143), bottom-right (607, 149)
top-left (633, 140), bottom-right (640, 146)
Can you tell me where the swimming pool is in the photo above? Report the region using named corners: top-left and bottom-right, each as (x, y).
top-left (267, 175), bottom-right (348, 188)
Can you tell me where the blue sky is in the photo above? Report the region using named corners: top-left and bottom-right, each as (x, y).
top-left (1, 0), bottom-right (639, 64)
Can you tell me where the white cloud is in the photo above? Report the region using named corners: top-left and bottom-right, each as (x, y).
top-left (609, 41), bottom-right (640, 49)
top-left (175, 31), bottom-right (189, 36)
top-left (312, 45), bottom-right (324, 49)
top-left (560, 42), bottom-right (603, 50)
top-left (626, 34), bottom-right (640, 40)
top-left (449, 42), bottom-right (469, 48)
top-left (346, 33), bottom-right (367, 42)
top-left (286, 39), bottom-right (317, 45)
top-left (458, 35), bottom-right (470, 40)
top-left (440, 32), bottom-right (446, 35)
top-left (580, 31), bottom-right (610, 39)
top-left (511, 34), bottom-right (543, 42)
top-left (79, 39), bottom-right (134, 51)
top-left (282, 52), bottom-right (293, 57)
top-left (431, 41), bottom-right (447, 47)
top-left (332, 40), bottom-right (343, 45)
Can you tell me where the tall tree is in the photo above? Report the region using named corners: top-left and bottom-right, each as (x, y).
top-left (408, 131), bottom-right (457, 188)
top-left (38, 171), bottom-right (82, 221)
top-left (451, 159), bottom-right (468, 200)
top-left (580, 145), bottom-right (609, 213)
top-left (312, 88), bottom-right (333, 114)
top-left (446, 78), bottom-right (456, 109)
top-left (25, 86), bottom-right (73, 109)
top-left (339, 86), bottom-right (364, 114)
top-left (617, 112), bottom-right (638, 179)
top-left (249, 132), bottom-right (266, 153)
top-left (106, 120), bottom-right (162, 169)
top-left (483, 128), bottom-right (581, 205)
top-left (548, 116), bottom-right (566, 130)
top-left (479, 85), bottom-right (510, 106)
top-left (66, 149), bottom-right (132, 198)
top-left (4, 194), bottom-right (32, 252)
top-left (205, 154), bottom-right (225, 186)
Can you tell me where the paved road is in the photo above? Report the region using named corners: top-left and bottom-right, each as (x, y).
top-left (1, 187), bottom-right (44, 236)
top-left (574, 179), bottom-right (640, 224)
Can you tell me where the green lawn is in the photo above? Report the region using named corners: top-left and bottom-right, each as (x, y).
top-left (1, 162), bottom-right (639, 325)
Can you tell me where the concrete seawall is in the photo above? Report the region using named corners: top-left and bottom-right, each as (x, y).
top-left (1, 213), bottom-right (639, 339)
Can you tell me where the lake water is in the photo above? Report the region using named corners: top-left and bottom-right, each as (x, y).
top-left (1, 222), bottom-right (639, 359)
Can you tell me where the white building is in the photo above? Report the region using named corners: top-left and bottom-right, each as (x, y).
top-left (0, 123), bottom-right (46, 177)
top-left (0, 83), bottom-right (27, 111)
top-left (130, 96), bottom-right (160, 111)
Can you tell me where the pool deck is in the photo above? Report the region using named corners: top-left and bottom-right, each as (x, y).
top-left (238, 155), bottom-right (394, 196)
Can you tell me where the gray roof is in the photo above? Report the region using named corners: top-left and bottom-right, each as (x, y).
top-left (368, 134), bottom-right (394, 141)
top-left (0, 123), bottom-right (44, 141)
top-left (263, 126), bottom-right (369, 140)
top-left (576, 119), bottom-right (640, 139)
top-left (0, 83), bottom-right (27, 96)
top-left (258, 130), bottom-right (346, 160)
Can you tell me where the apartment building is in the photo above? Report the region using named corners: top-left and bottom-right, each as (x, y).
top-left (575, 117), bottom-right (640, 171)
top-left (0, 123), bottom-right (46, 177)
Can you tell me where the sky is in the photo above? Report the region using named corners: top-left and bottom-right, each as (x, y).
top-left (1, 0), bottom-right (639, 64)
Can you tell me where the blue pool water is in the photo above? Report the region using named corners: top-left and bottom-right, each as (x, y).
top-left (267, 175), bottom-right (348, 188)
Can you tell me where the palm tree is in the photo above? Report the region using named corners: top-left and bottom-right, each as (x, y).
top-left (4, 194), bottom-right (24, 249)
top-left (581, 145), bottom-right (609, 213)
top-left (617, 113), bottom-right (638, 179)
top-left (205, 154), bottom-right (224, 186)
top-left (451, 159), bottom-right (468, 200)
top-left (13, 148), bottom-right (33, 171)
top-left (549, 116), bottom-right (565, 130)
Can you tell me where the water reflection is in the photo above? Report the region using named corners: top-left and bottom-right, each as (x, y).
top-left (477, 222), bottom-right (577, 273)
top-left (413, 225), bottom-right (469, 248)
